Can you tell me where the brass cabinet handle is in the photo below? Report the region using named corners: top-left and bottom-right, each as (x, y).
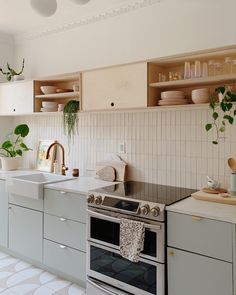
top-left (192, 215), bottom-right (203, 221)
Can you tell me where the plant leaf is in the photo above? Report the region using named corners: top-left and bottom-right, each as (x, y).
top-left (212, 141), bottom-right (218, 144)
top-left (20, 142), bottom-right (30, 150)
top-left (205, 124), bottom-right (212, 131)
top-left (219, 126), bottom-right (225, 132)
top-left (226, 103), bottom-right (233, 111)
top-left (234, 110), bottom-right (236, 116)
top-left (14, 124), bottom-right (29, 137)
top-left (16, 150), bottom-right (22, 156)
top-left (212, 112), bottom-right (218, 120)
top-left (2, 140), bottom-right (12, 149)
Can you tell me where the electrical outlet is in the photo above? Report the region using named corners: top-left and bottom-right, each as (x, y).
top-left (119, 142), bottom-right (126, 154)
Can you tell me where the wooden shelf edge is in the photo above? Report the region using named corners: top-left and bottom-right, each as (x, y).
top-left (149, 73), bottom-right (236, 89)
top-left (35, 91), bottom-right (80, 99)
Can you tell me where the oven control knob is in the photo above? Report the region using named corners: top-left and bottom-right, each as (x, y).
top-left (140, 204), bottom-right (150, 215)
top-left (150, 206), bottom-right (160, 217)
top-left (87, 194), bottom-right (95, 204)
top-left (95, 196), bottom-right (102, 205)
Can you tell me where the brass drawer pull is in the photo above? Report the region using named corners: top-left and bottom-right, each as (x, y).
top-left (192, 215), bottom-right (203, 221)
top-left (168, 250), bottom-right (175, 256)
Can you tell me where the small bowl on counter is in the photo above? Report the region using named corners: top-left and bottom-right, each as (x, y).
top-left (192, 88), bottom-right (210, 104)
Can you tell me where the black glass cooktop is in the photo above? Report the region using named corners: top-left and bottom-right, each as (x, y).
top-left (92, 181), bottom-right (196, 205)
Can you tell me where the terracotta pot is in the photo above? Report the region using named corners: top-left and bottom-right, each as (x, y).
top-left (0, 157), bottom-right (22, 171)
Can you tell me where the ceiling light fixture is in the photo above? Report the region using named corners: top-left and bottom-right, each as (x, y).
top-left (30, 0), bottom-right (91, 17)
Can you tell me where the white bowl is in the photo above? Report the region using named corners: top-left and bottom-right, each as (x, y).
top-left (192, 88), bottom-right (209, 95)
top-left (40, 86), bottom-right (57, 95)
top-left (192, 88), bottom-right (209, 104)
top-left (42, 101), bottom-right (58, 108)
top-left (161, 91), bottom-right (185, 99)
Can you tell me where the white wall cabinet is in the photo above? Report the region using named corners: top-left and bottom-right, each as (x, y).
top-left (0, 180), bottom-right (8, 247)
top-left (8, 204), bottom-right (43, 262)
top-left (167, 212), bottom-right (233, 295)
top-left (0, 80), bottom-right (34, 114)
top-left (82, 62), bottom-right (148, 110)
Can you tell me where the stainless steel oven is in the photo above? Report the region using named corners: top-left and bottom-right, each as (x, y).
top-left (87, 207), bottom-right (165, 295)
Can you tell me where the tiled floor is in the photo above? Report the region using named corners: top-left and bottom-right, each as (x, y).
top-left (0, 251), bottom-right (85, 295)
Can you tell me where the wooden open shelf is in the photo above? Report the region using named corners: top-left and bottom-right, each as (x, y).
top-left (35, 91), bottom-right (79, 100)
top-left (149, 73), bottom-right (236, 89)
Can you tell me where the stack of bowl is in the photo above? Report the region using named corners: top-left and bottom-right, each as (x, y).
top-left (41, 101), bottom-right (58, 112)
top-left (191, 88), bottom-right (210, 104)
top-left (158, 91), bottom-right (188, 106)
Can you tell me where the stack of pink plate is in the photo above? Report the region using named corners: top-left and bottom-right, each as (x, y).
top-left (158, 91), bottom-right (188, 106)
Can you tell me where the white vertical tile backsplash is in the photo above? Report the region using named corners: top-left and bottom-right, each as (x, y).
top-left (13, 106), bottom-right (236, 189)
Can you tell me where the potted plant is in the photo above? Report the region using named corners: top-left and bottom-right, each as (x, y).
top-left (0, 59), bottom-right (25, 82)
top-left (205, 86), bottom-right (236, 144)
top-left (0, 124), bottom-right (32, 170)
top-left (63, 100), bottom-right (80, 142)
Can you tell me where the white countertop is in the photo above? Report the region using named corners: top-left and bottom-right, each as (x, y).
top-left (45, 176), bottom-right (118, 195)
top-left (167, 196), bottom-right (236, 223)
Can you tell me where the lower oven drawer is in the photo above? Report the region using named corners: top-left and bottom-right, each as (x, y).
top-left (87, 277), bottom-right (131, 295)
top-left (87, 242), bottom-right (164, 295)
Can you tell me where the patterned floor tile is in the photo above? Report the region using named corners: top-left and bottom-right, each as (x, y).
top-left (0, 252), bottom-right (85, 295)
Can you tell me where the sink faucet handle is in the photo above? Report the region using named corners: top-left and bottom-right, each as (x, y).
top-left (61, 165), bottom-right (68, 176)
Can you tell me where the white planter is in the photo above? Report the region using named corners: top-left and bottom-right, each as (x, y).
top-left (13, 75), bottom-right (24, 82)
top-left (0, 157), bottom-right (22, 171)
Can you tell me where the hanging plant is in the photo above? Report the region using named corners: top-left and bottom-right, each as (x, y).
top-left (63, 100), bottom-right (80, 142)
top-left (0, 59), bottom-right (25, 81)
top-left (205, 86), bottom-right (236, 144)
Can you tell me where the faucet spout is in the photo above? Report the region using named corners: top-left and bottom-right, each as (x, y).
top-left (46, 142), bottom-right (68, 175)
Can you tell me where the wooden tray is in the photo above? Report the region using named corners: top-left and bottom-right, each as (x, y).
top-left (192, 191), bottom-right (236, 205)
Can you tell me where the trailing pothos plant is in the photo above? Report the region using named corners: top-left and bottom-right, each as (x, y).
top-left (0, 124), bottom-right (32, 157)
top-left (63, 100), bottom-right (80, 142)
top-left (205, 86), bottom-right (236, 144)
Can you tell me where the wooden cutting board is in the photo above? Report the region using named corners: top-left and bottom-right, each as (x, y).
top-left (192, 191), bottom-right (236, 205)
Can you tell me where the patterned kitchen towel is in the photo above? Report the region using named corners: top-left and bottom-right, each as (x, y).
top-left (120, 218), bottom-right (145, 262)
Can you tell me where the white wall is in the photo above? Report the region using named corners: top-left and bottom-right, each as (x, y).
top-left (0, 32), bottom-right (15, 82)
top-left (15, 0), bottom-right (236, 78)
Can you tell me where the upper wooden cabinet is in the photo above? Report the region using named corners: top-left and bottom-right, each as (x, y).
top-left (34, 74), bottom-right (81, 113)
top-left (0, 80), bottom-right (34, 114)
top-left (82, 62), bottom-right (154, 111)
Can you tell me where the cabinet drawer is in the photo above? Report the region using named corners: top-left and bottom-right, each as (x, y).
top-left (167, 212), bottom-right (233, 262)
top-left (44, 213), bottom-right (86, 251)
top-left (44, 239), bottom-right (86, 283)
top-left (167, 247), bottom-right (233, 295)
top-left (44, 189), bottom-right (86, 223)
top-left (9, 193), bottom-right (43, 211)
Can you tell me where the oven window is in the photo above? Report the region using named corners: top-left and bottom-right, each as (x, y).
top-left (90, 217), bottom-right (157, 257)
top-left (90, 245), bottom-right (157, 295)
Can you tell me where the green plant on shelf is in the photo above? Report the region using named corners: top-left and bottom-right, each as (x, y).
top-left (205, 86), bottom-right (236, 144)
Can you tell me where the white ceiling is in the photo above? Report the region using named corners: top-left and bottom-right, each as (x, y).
top-left (0, 0), bottom-right (129, 36)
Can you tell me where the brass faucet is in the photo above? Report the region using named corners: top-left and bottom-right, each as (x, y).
top-left (46, 142), bottom-right (68, 175)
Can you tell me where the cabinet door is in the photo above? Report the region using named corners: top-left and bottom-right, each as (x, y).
top-left (0, 80), bottom-right (34, 114)
top-left (0, 180), bottom-right (8, 247)
top-left (168, 247), bottom-right (233, 295)
top-left (9, 205), bottom-right (43, 262)
top-left (82, 62), bottom-right (147, 110)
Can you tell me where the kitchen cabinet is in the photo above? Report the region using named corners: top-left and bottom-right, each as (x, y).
top-left (148, 46), bottom-right (236, 107)
top-left (82, 62), bottom-right (153, 110)
top-left (34, 74), bottom-right (80, 113)
top-left (167, 247), bottom-right (233, 295)
top-left (9, 204), bottom-right (43, 262)
top-left (0, 80), bottom-right (34, 114)
top-left (167, 212), bottom-right (233, 295)
top-left (43, 188), bottom-right (86, 285)
top-left (0, 180), bottom-right (8, 247)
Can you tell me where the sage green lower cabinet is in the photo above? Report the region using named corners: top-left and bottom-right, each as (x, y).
top-left (168, 247), bottom-right (233, 295)
top-left (44, 239), bottom-right (86, 284)
top-left (0, 180), bottom-right (8, 247)
top-left (9, 204), bottom-right (43, 262)
top-left (167, 212), bottom-right (234, 295)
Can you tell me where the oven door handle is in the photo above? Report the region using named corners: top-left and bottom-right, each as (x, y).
top-left (87, 209), bottom-right (161, 230)
top-left (87, 277), bottom-right (123, 295)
